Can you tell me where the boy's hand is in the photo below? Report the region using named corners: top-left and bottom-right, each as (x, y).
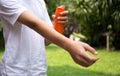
top-left (66, 41), bottom-right (99, 67)
top-left (53, 11), bottom-right (68, 25)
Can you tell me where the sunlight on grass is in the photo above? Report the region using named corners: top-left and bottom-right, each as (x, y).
top-left (46, 44), bottom-right (120, 76)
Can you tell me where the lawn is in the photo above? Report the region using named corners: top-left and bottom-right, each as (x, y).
top-left (0, 44), bottom-right (120, 76)
top-left (0, 48), bottom-right (4, 61)
top-left (46, 44), bottom-right (120, 76)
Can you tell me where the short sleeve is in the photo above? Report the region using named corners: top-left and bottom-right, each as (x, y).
top-left (0, 0), bottom-right (27, 26)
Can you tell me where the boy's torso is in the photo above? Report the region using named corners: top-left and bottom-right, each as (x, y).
top-left (0, 0), bottom-right (51, 76)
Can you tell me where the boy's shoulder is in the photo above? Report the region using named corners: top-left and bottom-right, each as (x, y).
top-left (0, 0), bottom-right (18, 6)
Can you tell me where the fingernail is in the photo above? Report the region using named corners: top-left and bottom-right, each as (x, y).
top-left (60, 12), bottom-right (63, 15)
top-left (58, 17), bottom-right (60, 19)
top-left (95, 52), bottom-right (98, 55)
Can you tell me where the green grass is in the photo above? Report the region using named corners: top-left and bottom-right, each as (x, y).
top-left (46, 44), bottom-right (120, 76)
top-left (0, 48), bottom-right (4, 61)
top-left (0, 44), bottom-right (120, 76)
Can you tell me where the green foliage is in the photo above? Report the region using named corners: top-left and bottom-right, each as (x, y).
top-left (59, 0), bottom-right (106, 47)
top-left (0, 23), bottom-right (4, 48)
top-left (57, 0), bottom-right (120, 49)
top-left (44, 0), bottom-right (61, 19)
top-left (0, 30), bottom-right (4, 48)
top-left (98, 0), bottom-right (120, 49)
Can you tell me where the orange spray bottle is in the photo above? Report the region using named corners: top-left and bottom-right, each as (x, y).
top-left (54, 6), bottom-right (65, 34)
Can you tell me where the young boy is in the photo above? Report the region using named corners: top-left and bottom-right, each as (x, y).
top-left (0, 0), bottom-right (98, 76)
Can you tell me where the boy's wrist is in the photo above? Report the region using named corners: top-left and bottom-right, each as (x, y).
top-left (61, 38), bottom-right (74, 52)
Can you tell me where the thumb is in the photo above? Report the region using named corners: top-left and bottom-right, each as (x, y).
top-left (82, 42), bottom-right (98, 55)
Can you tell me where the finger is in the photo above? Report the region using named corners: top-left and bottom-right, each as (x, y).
top-left (58, 21), bottom-right (68, 24)
top-left (79, 48), bottom-right (98, 63)
top-left (83, 57), bottom-right (98, 66)
top-left (58, 17), bottom-right (68, 21)
top-left (72, 55), bottom-right (90, 67)
top-left (82, 43), bottom-right (98, 55)
top-left (77, 57), bottom-right (90, 67)
top-left (76, 55), bottom-right (98, 67)
top-left (60, 11), bottom-right (69, 16)
top-left (88, 57), bottom-right (99, 66)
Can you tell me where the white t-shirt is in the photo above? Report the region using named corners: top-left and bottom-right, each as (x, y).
top-left (0, 0), bottom-right (53, 76)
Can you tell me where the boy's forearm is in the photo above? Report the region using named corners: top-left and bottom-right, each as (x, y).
top-left (36, 19), bottom-right (72, 49)
top-left (17, 10), bottom-right (72, 50)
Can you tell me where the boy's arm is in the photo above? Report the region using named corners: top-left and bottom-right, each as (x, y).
top-left (17, 10), bottom-right (99, 67)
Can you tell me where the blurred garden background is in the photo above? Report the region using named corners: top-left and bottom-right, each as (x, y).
top-left (0, 0), bottom-right (120, 76)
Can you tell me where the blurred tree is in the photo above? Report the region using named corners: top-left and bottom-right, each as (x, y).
top-left (0, 23), bottom-right (4, 48)
top-left (98, 0), bottom-right (120, 49)
top-left (39, 0), bottom-right (120, 49)
top-left (111, 0), bottom-right (120, 50)
top-left (60, 0), bottom-right (106, 46)
top-left (44, 0), bottom-right (61, 19)
top-left (60, 0), bottom-right (120, 49)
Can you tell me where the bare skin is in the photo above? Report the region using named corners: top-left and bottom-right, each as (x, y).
top-left (17, 10), bottom-right (99, 67)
